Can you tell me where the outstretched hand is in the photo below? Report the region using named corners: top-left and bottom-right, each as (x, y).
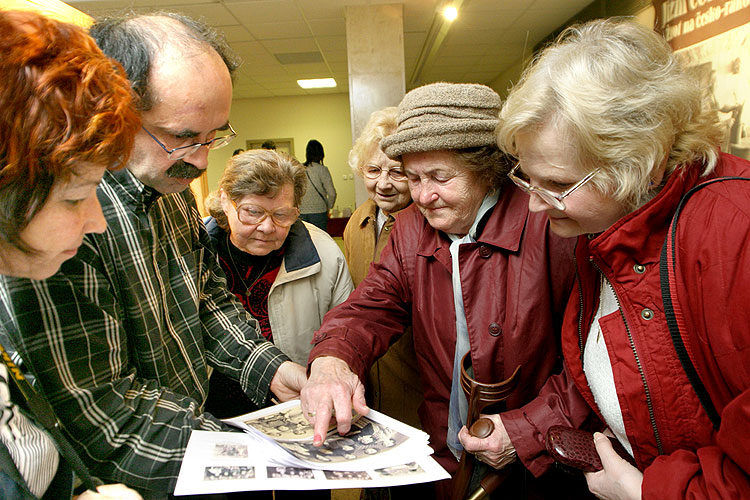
top-left (584, 433), bottom-right (643, 500)
top-left (458, 413), bottom-right (517, 469)
top-left (300, 356), bottom-right (369, 446)
top-left (269, 361), bottom-right (307, 402)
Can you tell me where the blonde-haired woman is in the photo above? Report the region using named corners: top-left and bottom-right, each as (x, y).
top-left (343, 107), bottom-right (422, 431)
top-left (204, 149), bottom-right (353, 417)
top-left (496, 18), bottom-right (750, 499)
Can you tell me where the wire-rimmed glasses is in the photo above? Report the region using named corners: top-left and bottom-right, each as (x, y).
top-left (508, 163), bottom-right (600, 211)
top-left (363, 164), bottom-right (407, 182)
top-left (142, 123), bottom-right (237, 160)
top-left (231, 200), bottom-right (299, 228)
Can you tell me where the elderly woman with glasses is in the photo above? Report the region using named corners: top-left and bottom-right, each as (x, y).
top-left (203, 149), bottom-right (354, 418)
top-left (301, 83), bottom-right (590, 499)
top-left (342, 107), bottom-right (422, 430)
top-left (496, 19), bottom-right (750, 500)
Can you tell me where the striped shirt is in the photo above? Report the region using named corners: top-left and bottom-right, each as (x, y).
top-left (0, 360), bottom-right (59, 498)
top-left (0, 168), bottom-right (289, 496)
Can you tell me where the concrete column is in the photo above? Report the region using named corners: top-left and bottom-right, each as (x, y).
top-left (346, 4), bottom-right (405, 207)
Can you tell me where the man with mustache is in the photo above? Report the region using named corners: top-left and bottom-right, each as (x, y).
top-left (0, 12), bottom-right (306, 498)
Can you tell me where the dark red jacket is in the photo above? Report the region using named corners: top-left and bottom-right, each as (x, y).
top-left (553, 153), bottom-right (750, 499)
top-left (309, 185), bottom-right (578, 474)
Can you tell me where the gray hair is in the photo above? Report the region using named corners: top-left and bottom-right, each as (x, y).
top-left (348, 107), bottom-right (398, 176)
top-left (205, 149), bottom-right (307, 230)
top-left (90, 12), bottom-right (240, 111)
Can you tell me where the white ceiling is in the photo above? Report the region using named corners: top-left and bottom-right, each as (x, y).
top-left (67, 0), bottom-right (594, 99)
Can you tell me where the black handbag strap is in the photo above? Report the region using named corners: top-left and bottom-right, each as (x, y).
top-left (305, 169), bottom-right (327, 203)
top-left (0, 306), bottom-right (102, 493)
top-left (659, 176), bottom-right (750, 431)
top-left (0, 438), bottom-right (38, 500)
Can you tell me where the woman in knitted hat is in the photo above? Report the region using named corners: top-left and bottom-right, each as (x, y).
top-left (302, 83), bottom-right (591, 499)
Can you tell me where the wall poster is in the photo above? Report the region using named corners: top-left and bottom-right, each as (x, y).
top-left (654, 0), bottom-right (750, 159)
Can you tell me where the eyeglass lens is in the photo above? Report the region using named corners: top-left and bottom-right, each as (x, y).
top-left (508, 166), bottom-right (566, 210)
top-left (169, 134), bottom-right (236, 160)
top-left (236, 204), bottom-right (298, 227)
top-left (364, 165), bottom-right (406, 181)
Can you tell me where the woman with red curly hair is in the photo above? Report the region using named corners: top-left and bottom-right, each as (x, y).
top-left (0, 10), bottom-right (142, 500)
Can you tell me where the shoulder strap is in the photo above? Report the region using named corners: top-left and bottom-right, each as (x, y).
top-left (0, 438), bottom-right (38, 500)
top-left (305, 169), bottom-right (327, 203)
top-left (659, 176), bottom-right (750, 431)
top-left (0, 306), bottom-right (102, 492)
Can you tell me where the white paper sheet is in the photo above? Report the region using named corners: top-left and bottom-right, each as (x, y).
top-left (174, 401), bottom-right (449, 495)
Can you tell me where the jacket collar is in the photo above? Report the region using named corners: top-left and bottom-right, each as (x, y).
top-left (205, 217), bottom-right (320, 272)
top-left (416, 184), bottom-right (528, 258)
top-left (583, 166), bottom-right (702, 275)
top-left (354, 199), bottom-right (411, 229)
top-left (283, 220), bottom-right (320, 271)
top-left (105, 168), bottom-right (161, 212)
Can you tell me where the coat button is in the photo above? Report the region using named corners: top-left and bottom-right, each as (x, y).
top-left (488, 323), bottom-right (502, 336)
top-left (479, 246), bottom-right (492, 259)
top-left (384, 226), bottom-right (390, 232)
top-left (633, 263), bottom-right (646, 274)
top-left (641, 308), bottom-right (654, 320)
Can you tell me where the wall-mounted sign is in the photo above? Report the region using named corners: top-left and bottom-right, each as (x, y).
top-left (654, 0), bottom-right (750, 49)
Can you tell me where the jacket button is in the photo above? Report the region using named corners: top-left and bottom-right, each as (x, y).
top-left (384, 226), bottom-right (390, 232)
top-left (488, 323), bottom-right (502, 336)
top-left (633, 263), bottom-right (646, 274)
top-left (479, 246), bottom-right (492, 259)
top-left (641, 308), bottom-right (654, 320)
top-left (313, 332), bottom-right (327, 342)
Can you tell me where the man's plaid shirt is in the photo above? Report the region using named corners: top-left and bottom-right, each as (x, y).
top-left (0, 168), bottom-right (290, 496)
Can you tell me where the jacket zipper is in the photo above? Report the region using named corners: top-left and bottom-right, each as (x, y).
top-left (574, 253), bottom-right (585, 361)
top-left (585, 258), bottom-right (664, 456)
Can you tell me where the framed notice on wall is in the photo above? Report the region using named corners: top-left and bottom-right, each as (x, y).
top-left (654, 0), bottom-right (750, 49)
top-left (654, 0), bottom-right (750, 159)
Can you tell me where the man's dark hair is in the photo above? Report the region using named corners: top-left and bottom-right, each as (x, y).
top-left (304, 139), bottom-right (324, 166)
top-left (90, 12), bottom-right (240, 110)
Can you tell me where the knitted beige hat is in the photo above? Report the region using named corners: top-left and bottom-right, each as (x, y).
top-left (381, 82), bottom-right (501, 159)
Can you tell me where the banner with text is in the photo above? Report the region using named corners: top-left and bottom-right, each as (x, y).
top-left (654, 0), bottom-right (750, 49)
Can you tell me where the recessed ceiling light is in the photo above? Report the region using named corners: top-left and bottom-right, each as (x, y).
top-left (297, 78), bottom-right (337, 89)
top-left (443, 6), bottom-right (458, 21)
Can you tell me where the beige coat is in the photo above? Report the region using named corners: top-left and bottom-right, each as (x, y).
top-left (342, 200), bottom-right (422, 428)
top-left (267, 222), bottom-right (353, 364)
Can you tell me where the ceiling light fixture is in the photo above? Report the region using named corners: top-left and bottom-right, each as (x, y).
top-left (297, 78), bottom-right (337, 89)
top-left (442, 6), bottom-right (458, 21)
top-left (410, 0), bottom-right (465, 85)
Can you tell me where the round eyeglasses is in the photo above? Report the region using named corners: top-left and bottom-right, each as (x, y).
top-left (231, 200), bottom-right (299, 228)
top-left (363, 164), bottom-right (407, 182)
top-left (508, 163), bottom-right (600, 211)
top-left (142, 124), bottom-right (237, 160)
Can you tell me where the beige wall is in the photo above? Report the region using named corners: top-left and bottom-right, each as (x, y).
top-left (206, 93), bottom-right (356, 215)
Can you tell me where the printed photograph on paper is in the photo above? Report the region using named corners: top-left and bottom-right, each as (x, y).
top-left (203, 465), bottom-right (255, 481)
top-left (375, 462), bottom-right (425, 478)
top-left (322, 470), bottom-right (372, 481)
top-left (242, 404), bottom-right (408, 465)
top-left (213, 442), bottom-right (249, 459)
top-left (266, 465), bottom-right (315, 479)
